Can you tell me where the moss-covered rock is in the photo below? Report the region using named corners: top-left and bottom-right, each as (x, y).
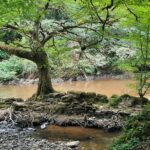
top-left (67, 91), bottom-right (108, 104)
top-left (95, 94), bottom-right (108, 103)
top-left (109, 94), bottom-right (149, 108)
top-left (109, 95), bottom-right (121, 107)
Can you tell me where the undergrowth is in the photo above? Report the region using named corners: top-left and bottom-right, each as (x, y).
top-left (109, 104), bottom-right (150, 150)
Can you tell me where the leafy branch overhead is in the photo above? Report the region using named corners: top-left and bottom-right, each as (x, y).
top-left (0, 0), bottom-right (149, 97)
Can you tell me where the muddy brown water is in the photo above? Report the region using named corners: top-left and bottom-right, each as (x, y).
top-left (0, 79), bottom-right (137, 100)
top-left (0, 79), bottom-right (140, 150)
top-left (35, 125), bottom-right (120, 150)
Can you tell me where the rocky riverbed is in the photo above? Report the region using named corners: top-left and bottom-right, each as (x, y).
top-left (0, 121), bottom-right (78, 150)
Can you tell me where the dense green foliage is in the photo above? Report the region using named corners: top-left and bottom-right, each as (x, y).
top-left (0, 57), bottom-right (23, 81)
top-left (109, 105), bottom-right (150, 150)
top-left (116, 25), bottom-right (150, 97)
top-left (0, 0), bottom-right (149, 83)
top-left (0, 2), bottom-right (149, 94)
top-left (109, 95), bottom-right (121, 107)
top-left (0, 57), bottom-right (36, 81)
top-left (0, 51), bottom-right (9, 61)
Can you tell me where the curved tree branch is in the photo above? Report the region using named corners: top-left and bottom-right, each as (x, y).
top-left (102, 0), bottom-right (114, 10)
top-left (0, 44), bottom-right (34, 60)
top-left (124, 2), bottom-right (139, 21)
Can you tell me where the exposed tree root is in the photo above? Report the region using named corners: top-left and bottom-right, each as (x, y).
top-left (0, 106), bottom-right (33, 127)
top-left (0, 107), bottom-right (13, 122)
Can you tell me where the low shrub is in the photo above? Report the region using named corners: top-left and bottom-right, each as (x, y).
top-left (0, 56), bottom-right (37, 82)
top-left (21, 59), bottom-right (37, 77)
top-left (0, 56), bottom-right (23, 81)
top-left (109, 95), bottom-right (121, 107)
top-left (109, 105), bottom-right (150, 150)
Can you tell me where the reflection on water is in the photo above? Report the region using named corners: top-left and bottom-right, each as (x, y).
top-left (0, 79), bottom-right (136, 100)
top-left (55, 79), bottom-right (135, 97)
top-left (35, 125), bottom-right (119, 150)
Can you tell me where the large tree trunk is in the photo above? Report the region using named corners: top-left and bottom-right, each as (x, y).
top-left (36, 64), bottom-right (54, 96)
top-left (34, 51), bottom-right (54, 97)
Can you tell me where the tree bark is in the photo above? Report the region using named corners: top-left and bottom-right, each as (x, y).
top-left (34, 50), bottom-right (54, 97)
top-left (36, 64), bottom-right (54, 96)
top-left (0, 44), bottom-right (34, 60)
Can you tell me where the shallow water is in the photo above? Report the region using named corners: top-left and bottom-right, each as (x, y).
top-left (35, 125), bottom-right (119, 150)
top-left (0, 79), bottom-right (131, 149)
top-left (0, 79), bottom-right (136, 100)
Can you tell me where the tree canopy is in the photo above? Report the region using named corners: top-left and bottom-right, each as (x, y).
top-left (0, 0), bottom-right (149, 98)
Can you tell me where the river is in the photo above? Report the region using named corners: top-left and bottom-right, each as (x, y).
top-left (0, 79), bottom-right (136, 100)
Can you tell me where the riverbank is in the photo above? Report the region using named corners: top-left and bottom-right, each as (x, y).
top-left (0, 73), bottom-right (134, 86)
top-left (0, 92), bottom-right (149, 150)
top-left (0, 92), bottom-right (147, 130)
